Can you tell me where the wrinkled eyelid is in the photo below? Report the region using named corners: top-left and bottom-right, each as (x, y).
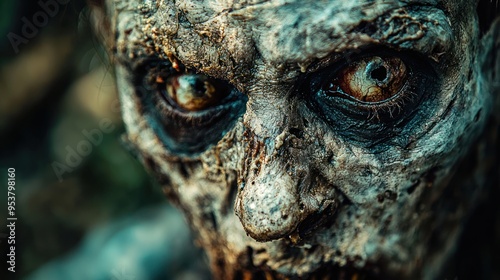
top-left (304, 6), bottom-right (453, 74)
top-left (363, 6), bottom-right (453, 58)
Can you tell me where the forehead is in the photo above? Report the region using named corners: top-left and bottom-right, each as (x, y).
top-left (114, 0), bottom-right (468, 81)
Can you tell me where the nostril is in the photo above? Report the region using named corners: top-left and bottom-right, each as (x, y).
top-left (289, 127), bottom-right (304, 139)
top-left (296, 200), bottom-right (337, 239)
top-left (299, 202), bottom-right (305, 212)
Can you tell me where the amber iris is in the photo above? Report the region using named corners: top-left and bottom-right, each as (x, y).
top-left (165, 74), bottom-right (223, 111)
top-left (327, 56), bottom-right (407, 103)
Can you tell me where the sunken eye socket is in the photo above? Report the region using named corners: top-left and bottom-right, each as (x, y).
top-left (303, 49), bottom-right (438, 144)
top-left (141, 63), bottom-right (247, 155)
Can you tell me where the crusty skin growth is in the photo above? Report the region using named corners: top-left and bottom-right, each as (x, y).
top-left (92, 0), bottom-right (499, 279)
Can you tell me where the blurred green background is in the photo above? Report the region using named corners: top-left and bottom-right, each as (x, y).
top-left (0, 1), bottom-right (208, 279)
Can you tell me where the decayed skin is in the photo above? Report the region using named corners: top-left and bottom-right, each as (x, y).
top-left (91, 0), bottom-right (499, 279)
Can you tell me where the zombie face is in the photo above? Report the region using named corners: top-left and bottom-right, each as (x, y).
top-left (92, 0), bottom-right (499, 278)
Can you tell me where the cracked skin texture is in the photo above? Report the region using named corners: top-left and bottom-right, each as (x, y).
top-left (91, 0), bottom-right (500, 279)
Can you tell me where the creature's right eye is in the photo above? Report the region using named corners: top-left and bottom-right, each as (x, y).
top-left (326, 56), bottom-right (408, 103)
top-left (137, 60), bottom-right (247, 155)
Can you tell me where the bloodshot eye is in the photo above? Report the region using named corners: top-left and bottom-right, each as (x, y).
top-left (324, 56), bottom-right (408, 104)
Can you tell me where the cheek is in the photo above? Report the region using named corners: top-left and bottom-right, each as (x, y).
top-left (307, 69), bottom-right (489, 208)
top-left (160, 122), bottom-right (245, 205)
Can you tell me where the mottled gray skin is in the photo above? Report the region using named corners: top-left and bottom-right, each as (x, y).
top-left (92, 0), bottom-right (499, 279)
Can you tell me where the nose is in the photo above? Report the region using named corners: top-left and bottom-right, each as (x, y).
top-left (234, 94), bottom-right (326, 242)
top-left (235, 157), bottom-right (305, 241)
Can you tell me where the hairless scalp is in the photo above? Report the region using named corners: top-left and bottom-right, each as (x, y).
top-left (92, 0), bottom-right (499, 279)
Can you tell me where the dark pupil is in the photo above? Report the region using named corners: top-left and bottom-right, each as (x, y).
top-left (183, 76), bottom-right (207, 97)
top-left (370, 66), bottom-right (387, 82)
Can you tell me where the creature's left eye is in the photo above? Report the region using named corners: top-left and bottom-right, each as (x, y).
top-left (304, 49), bottom-right (437, 143)
top-left (325, 56), bottom-right (408, 103)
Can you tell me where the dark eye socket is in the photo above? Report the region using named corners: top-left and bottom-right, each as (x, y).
top-left (138, 60), bottom-right (247, 155)
top-left (303, 48), bottom-right (438, 143)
